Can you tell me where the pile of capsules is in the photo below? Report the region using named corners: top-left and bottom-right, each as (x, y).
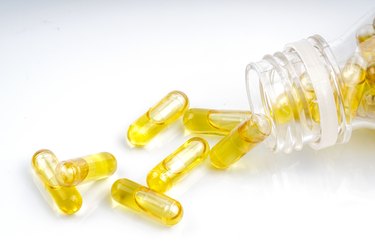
top-left (31, 18), bottom-right (375, 226)
top-left (32, 90), bottom-right (271, 226)
top-left (343, 21), bottom-right (375, 119)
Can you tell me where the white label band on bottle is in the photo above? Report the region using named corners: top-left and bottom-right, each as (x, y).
top-left (285, 40), bottom-right (338, 149)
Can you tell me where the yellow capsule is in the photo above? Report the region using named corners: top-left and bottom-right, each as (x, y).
top-left (357, 24), bottom-right (375, 62)
top-left (361, 86), bottom-right (375, 118)
top-left (300, 72), bottom-right (320, 123)
top-left (342, 55), bottom-right (367, 116)
top-left (111, 178), bottom-right (183, 226)
top-left (31, 150), bottom-right (82, 215)
top-left (147, 137), bottom-right (210, 193)
top-left (272, 94), bottom-right (292, 124)
top-left (127, 91), bottom-right (189, 147)
top-left (210, 114), bottom-right (271, 169)
top-left (183, 108), bottom-right (251, 135)
top-left (367, 62), bottom-right (375, 85)
top-left (55, 152), bottom-right (117, 187)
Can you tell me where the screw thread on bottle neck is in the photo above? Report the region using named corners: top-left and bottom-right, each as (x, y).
top-left (246, 35), bottom-right (351, 153)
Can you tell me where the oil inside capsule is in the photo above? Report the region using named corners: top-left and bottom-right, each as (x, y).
top-left (127, 91), bottom-right (189, 147)
top-left (32, 149), bottom-right (82, 215)
top-left (357, 24), bottom-right (375, 62)
top-left (183, 108), bottom-right (251, 135)
top-left (55, 152), bottom-right (117, 187)
top-left (210, 114), bottom-right (271, 169)
top-left (147, 137), bottom-right (210, 192)
top-left (342, 54), bottom-right (367, 117)
top-left (111, 178), bottom-right (183, 226)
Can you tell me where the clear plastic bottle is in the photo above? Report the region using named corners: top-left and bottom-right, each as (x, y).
top-left (245, 9), bottom-right (375, 153)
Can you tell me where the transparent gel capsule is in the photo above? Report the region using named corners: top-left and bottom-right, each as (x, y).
top-left (56, 152), bottom-right (117, 187)
top-left (361, 88), bottom-right (375, 118)
top-left (300, 72), bottom-right (320, 123)
top-left (183, 108), bottom-right (251, 135)
top-left (32, 149), bottom-right (82, 215)
top-left (367, 62), bottom-right (375, 85)
top-left (210, 114), bottom-right (271, 169)
top-left (342, 54), bottom-right (367, 116)
top-left (147, 137), bottom-right (209, 193)
top-left (127, 91), bottom-right (189, 147)
top-left (358, 62), bottom-right (375, 117)
top-left (111, 178), bottom-right (183, 226)
top-left (357, 24), bottom-right (375, 62)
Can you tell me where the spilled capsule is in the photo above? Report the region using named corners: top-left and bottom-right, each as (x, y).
top-left (111, 178), bottom-right (183, 226)
top-left (183, 108), bottom-right (251, 135)
top-left (147, 137), bottom-right (209, 193)
top-left (56, 152), bottom-right (117, 187)
top-left (127, 91), bottom-right (189, 146)
top-left (210, 114), bottom-right (271, 169)
top-left (32, 149), bottom-right (82, 215)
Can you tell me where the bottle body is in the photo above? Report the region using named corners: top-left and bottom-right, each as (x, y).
top-left (245, 11), bottom-right (375, 153)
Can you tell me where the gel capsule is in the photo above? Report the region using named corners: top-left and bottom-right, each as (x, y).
top-left (127, 91), bottom-right (189, 146)
top-left (111, 178), bottom-right (183, 226)
top-left (367, 62), bottom-right (375, 85)
top-left (342, 54), bottom-right (367, 116)
top-left (32, 150), bottom-right (82, 214)
top-left (147, 137), bottom-right (209, 193)
top-left (183, 108), bottom-right (251, 135)
top-left (56, 152), bottom-right (117, 187)
top-left (357, 24), bottom-right (375, 62)
top-left (210, 114), bottom-right (271, 169)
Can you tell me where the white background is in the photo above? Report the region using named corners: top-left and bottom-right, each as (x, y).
top-left (1, 0), bottom-right (375, 249)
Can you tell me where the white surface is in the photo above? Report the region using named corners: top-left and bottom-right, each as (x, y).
top-left (1, 1), bottom-right (375, 249)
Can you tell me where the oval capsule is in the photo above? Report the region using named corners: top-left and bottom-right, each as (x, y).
top-left (210, 114), bottom-right (271, 169)
top-left (342, 54), bottom-right (367, 116)
top-left (55, 152), bottom-right (117, 187)
top-left (111, 178), bottom-right (183, 226)
top-left (357, 24), bottom-right (375, 62)
top-left (127, 91), bottom-right (189, 147)
top-left (32, 149), bottom-right (82, 214)
top-left (367, 62), bottom-right (375, 85)
top-left (183, 108), bottom-right (251, 135)
top-left (147, 137), bottom-right (210, 193)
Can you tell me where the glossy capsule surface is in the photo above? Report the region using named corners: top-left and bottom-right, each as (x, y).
top-left (342, 54), bottom-right (367, 116)
top-left (210, 114), bottom-right (271, 169)
top-left (357, 24), bottom-right (375, 62)
top-left (111, 178), bottom-right (183, 226)
top-left (367, 62), bottom-right (375, 85)
top-left (183, 108), bottom-right (251, 135)
top-left (32, 150), bottom-right (82, 214)
top-left (147, 137), bottom-right (209, 193)
top-left (360, 63), bottom-right (375, 117)
top-left (127, 91), bottom-right (189, 147)
top-left (56, 152), bottom-right (117, 187)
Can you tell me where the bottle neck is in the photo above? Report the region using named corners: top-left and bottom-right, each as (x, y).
top-left (246, 35), bottom-right (352, 153)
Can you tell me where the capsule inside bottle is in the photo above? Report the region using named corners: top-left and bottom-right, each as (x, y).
top-left (210, 114), bottom-right (271, 169)
top-left (147, 137), bottom-right (209, 192)
top-left (127, 91), bottom-right (189, 147)
top-left (183, 108), bottom-right (251, 135)
top-left (357, 24), bottom-right (375, 62)
top-left (31, 149), bottom-right (82, 215)
top-left (342, 54), bottom-right (367, 117)
top-left (111, 178), bottom-right (183, 226)
top-left (55, 152), bottom-right (117, 187)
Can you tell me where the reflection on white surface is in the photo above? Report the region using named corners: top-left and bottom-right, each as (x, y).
top-left (226, 129), bottom-right (375, 196)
